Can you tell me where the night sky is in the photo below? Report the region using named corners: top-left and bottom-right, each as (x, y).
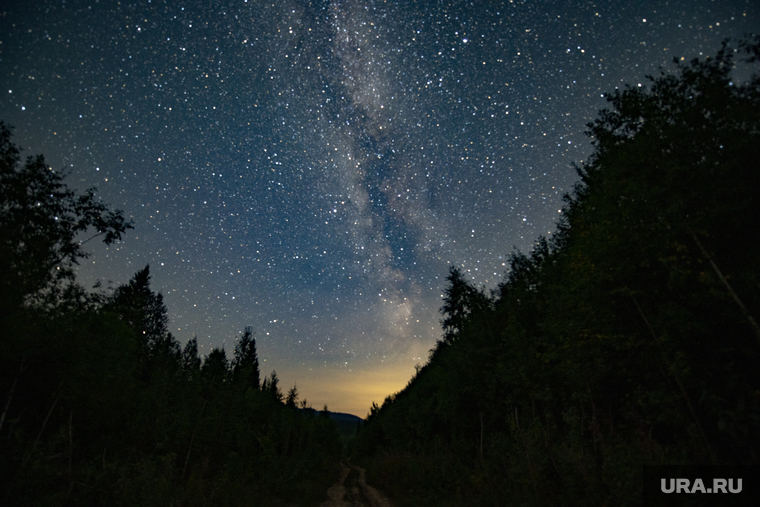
top-left (2, 0), bottom-right (757, 417)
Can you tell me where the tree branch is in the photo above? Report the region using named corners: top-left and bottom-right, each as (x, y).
top-left (0, 356), bottom-right (25, 435)
top-left (686, 224), bottom-right (760, 345)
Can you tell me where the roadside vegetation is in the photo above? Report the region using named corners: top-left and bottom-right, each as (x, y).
top-left (353, 39), bottom-right (760, 506)
top-left (0, 122), bottom-right (341, 506)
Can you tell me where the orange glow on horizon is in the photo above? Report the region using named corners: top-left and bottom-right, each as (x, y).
top-left (275, 361), bottom-right (418, 418)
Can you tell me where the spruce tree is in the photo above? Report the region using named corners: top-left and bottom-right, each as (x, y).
top-left (285, 384), bottom-right (299, 408)
top-left (232, 326), bottom-right (260, 390)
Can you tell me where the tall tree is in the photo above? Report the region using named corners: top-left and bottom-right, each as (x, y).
top-left (181, 337), bottom-right (202, 379)
top-left (232, 326), bottom-right (260, 390)
top-left (285, 384), bottom-right (299, 408)
top-left (110, 265), bottom-right (171, 351)
top-left (439, 266), bottom-right (491, 344)
top-left (202, 347), bottom-right (229, 382)
top-left (262, 370), bottom-right (282, 402)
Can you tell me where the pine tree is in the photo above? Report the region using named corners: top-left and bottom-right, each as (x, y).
top-left (232, 326), bottom-right (260, 390)
top-left (202, 348), bottom-right (229, 382)
top-left (110, 267), bottom-right (165, 339)
top-left (263, 370), bottom-right (282, 402)
top-left (439, 266), bottom-right (491, 343)
top-left (109, 265), bottom-right (175, 361)
top-left (285, 384), bottom-right (299, 408)
top-left (181, 337), bottom-right (202, 379)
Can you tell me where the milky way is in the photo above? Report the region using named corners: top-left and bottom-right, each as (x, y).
top-left (2, 0), bottom-right (757, 415)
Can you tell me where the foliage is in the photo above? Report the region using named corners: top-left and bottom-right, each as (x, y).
top-left (0, 122), bottom-right (132, 314)
top-left (355, 40), bottom-right (760, 506)
top-left (0, 128), bottom-right (341, 506)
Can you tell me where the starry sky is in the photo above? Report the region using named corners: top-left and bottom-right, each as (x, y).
top-left (1, 0), bottom-right (757, 417)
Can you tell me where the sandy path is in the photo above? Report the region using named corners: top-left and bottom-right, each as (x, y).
top-left (320, 460), bottom-right (394, 507)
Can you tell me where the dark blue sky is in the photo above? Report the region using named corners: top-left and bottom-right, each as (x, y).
top-left (2, 0), bottom-right (757, 415)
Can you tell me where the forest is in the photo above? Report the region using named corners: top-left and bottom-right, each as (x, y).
top-left (352, 40), bottom-right (760, 506)
top-left (2, 40), bottom-right (760, 506)
top-left (0, 130), bottom-right (342, 503)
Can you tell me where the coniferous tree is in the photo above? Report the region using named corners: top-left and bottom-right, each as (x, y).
top-left (262, 370), bottom-right (282, 402)
top-left (108, 265), bottom-right (180, 378)
top-left (202, 348), bottom-right (229, 382)
top-left (285, 384), bottom-right (299, 408)
top-left (232, 326), bottom-right (260, 390)
top-left (110, 266), bottom-right (170, 345)
top-left (439, 266), bottom-right (491, 344)
top-left (181, 337), bottom-right (202, 379)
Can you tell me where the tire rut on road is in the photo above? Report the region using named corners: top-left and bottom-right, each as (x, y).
top-left (320, 459), bottom-right (394, 507)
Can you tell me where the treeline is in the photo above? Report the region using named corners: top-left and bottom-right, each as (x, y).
top-left (354, 41), bottom-right (760, 506)
top-left (0, 124), bottom-right (340, 505)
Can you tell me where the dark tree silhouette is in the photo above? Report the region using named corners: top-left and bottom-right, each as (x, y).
top-left (109, 265), bottom-right (178, 358)
top-left (439, 266), bottom-right (490, 344)
top-left (181, 337), bottom-right (202, 378)
top-left (202, 347), bottom-right (229, 382)
top-left (285, 384), bottom-right (299, 408)
top-left (355, 40), bottom-right (760, 506)
top-left (0, 122), bottom-right (132, 313)
top-left (232, 325), bottom-right (260, 390)
top-left (262, 370), bottom-right (283, 402)
top-left (0, 123), bottom-right (342, 507)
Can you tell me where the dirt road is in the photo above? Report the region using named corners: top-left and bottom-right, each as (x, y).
top-left (320, 460), bottom-right (394, 507)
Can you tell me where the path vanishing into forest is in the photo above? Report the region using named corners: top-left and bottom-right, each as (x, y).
top-left (320, 460), bottom-right (394, 507)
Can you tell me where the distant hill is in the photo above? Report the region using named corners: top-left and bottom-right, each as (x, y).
top-left (327, 411), bottom-right (364, 425)
top-left (299, 408), bottom-right (364, 442)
